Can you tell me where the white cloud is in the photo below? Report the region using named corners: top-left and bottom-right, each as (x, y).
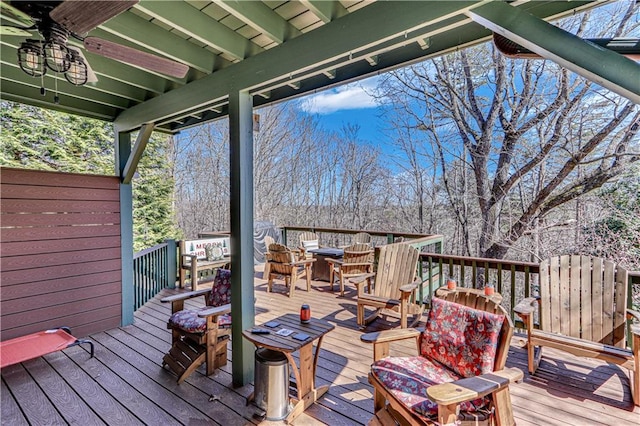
top-left (299, 80), bottom-right (379, 114)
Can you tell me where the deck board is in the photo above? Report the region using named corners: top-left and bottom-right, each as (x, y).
top-left (2, 271), bottom-right (639, 425)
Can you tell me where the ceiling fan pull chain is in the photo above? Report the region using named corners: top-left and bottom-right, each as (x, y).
top-left (54, 74), bottom-right (60, 104)
top-left (40, 71), bottom-right (45, 96)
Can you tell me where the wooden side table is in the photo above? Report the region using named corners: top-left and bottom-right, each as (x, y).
top-left (243, 314), bottom-right (335, 423)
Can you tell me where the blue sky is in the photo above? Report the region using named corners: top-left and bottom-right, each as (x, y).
top-left (294, 77), bottom-right (391, 147)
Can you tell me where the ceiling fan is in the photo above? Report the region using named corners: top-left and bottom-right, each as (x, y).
top-left (0, 0), bottom-right (189, 88)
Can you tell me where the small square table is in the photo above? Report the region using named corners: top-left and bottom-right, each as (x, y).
top-left (243, 314), bottom-right (335, 422)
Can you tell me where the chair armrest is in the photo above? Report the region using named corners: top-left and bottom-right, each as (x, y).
top-left (292, 258), bottom-right (317, 266)
top-left (198, 304), bottom-right (231, 318)
top-left (514, 296), bottom-right (539, 316)
top-left (181, 254), bottom-right (197, 264)
top-left (361, 328), bottom-right (421, 344)
top-left (628, 309), bottom-right (640, 337)
top-left (399, 279), bottom-right (420, 294)
top-left (325, 258), bottom-right (344, 267)
top-left (351, 273), bottom-right (376, 286)
top-left (427, 367), bottom-right (524, 406)
top-left (161, 288), bottom-right (211, 303)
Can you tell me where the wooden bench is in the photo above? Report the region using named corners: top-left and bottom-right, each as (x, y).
top-left (178, 238), bottom-right (230, 289)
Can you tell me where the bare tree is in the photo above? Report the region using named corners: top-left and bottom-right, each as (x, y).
top-left (376, 2), bottom-right (639, 259)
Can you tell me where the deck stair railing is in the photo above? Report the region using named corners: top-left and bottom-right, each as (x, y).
top-left (133, 240), bottom-right (177, 311)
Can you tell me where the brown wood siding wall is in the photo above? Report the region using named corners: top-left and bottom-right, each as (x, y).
top-left (1, 167), bottom-right (122, 340)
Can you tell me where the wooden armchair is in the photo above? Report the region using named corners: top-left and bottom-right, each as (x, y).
top-left (298, 231), bottom-right (320, 260)
top-left (266, 243), bottom-right (316, 298)
top-left (262, 235), bottom-right (276, 279)
top-left (362, 290), bottom-right (522, 425)
top-left (161, 268), bottom-right (231, 383)
top-left (326, 242), bottom-right (374, 296)
top-left (352, 232), bottom-right (372, 245)
top-left (352, 242), bottom-right (422, 328)
top-left (515, 255), bottom-right (639, 406)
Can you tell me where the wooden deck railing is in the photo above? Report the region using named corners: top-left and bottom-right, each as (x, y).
top-left (133, 240), bottom-right (177, 311)
top-left (280, 226), bottom-right (441, 249)
top-left (420, 253), bottom-right (640, 328)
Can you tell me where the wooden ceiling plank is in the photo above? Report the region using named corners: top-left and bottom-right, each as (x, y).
top-left (216, 0), bottom-right (301, 44)
top-left (300, 0), bottom-right (348, 23)
top-left (136, 0), bottom-right (263, 61)
top-left (100, 11), bottom-right (217, 73)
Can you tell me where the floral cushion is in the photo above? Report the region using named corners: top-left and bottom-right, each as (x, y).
top-left (371, 356), bottom-right (488, 421)
top-left (420, 297), bottom-right (504, 377)
top-left (208, 268), bottom-right (231, 307)
top-left (168, 309), bottom-right (232, 334)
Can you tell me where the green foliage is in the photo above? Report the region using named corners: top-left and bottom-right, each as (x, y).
top-left (1, 101), bottom-right (178, 251)
top-left (132, 133), bottom-right (181, 251)
top-left (1, 101), bottom-right (113, 173)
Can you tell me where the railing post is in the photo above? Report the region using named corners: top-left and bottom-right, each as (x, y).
top-left (166, 239), bottom-right (177, 289)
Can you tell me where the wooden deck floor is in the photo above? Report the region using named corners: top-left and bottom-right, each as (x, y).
top-left (2, 271), bottom-right (639, 425)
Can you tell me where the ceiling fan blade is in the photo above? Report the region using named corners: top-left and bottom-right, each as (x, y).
top-left (68, 46), bottom-right (98, 83)
top-left (50, 0), bottom-right (138, 35)
top-left (0, 1), bottom-right (36, 27)
top-left (0, 26), bottom-right (32, 36)
top-left (84, 37), bottom-right (189, 78)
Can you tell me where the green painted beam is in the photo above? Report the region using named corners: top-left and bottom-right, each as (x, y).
top-left (0, 80), bottom-right (117, 120)
top-left (122, 123), bottom-right (154, 184)
top-left (100, 11), bottom-right (218, 73)
top-left (114, 1), bottom-right (478, 131)
top-left (217, 0), bottom-right (301, 44)
top-left (136, 0), bottom-right (263, 61)
top-left (467, 1), bottom-right (640, 103)
top-left (1, 63), bottom-right (131, 109)
top-left (300, 0), bottom-right (347, 23)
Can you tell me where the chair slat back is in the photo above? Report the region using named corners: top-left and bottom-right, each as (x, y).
top-left (341, 243), bottom-right (374, 275)
top-left (539, 255), bottom-right (628, 347)
top-left (373, 243), bottom-right (419, 300)
top-left (268, 243), bottom-right (296, 275)
top-left (352, 232), bottom-right (372, 245)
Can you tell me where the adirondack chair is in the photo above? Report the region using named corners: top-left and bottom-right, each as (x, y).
top-left (161, 268), bottom-right (231, 383)
top-left (326, 242), bottom-right (374, 296)
top-left (262, 235), bottom-right (276, 279)
top-left (351, 232), bottom-right (372, 245)
top-left (266, 243), bottom-right (316, 298)
top-left (362, 290), bottom-right (522, 425)
top-left (515, 255), bottom-right (640, 406)
top-left (352, 242), bottom-right (422, 329)
top-left (298, 231), bottom-right (320, 259)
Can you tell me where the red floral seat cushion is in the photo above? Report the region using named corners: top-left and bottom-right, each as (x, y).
top-left (168, 309), bottom-right (231, 334)
top-left (168, 268), bottom-right (232, 334)
top-left (420, 297), bottom-right (504, 377)
top-left (371, 356), bottom-right (488, 421)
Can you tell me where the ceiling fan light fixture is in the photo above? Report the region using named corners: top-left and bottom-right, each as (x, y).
top-left (43, 39), bottom-right (70, 73)
top-left (65, 50), bottom-right (88, 86)
top-left (18, 40), bottom-right (46, 77)
top-left (42, 25), bottom-right (71, 73)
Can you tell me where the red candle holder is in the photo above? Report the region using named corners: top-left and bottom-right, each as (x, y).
top-left (446, 279), bottom-right (456, 290)
top-left (300, 304), bottom-right (311, 323)
top-left (484, 285), bottom-right (495, 296)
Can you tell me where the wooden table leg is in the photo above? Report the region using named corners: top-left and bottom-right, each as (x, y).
top-left (285, 337), bottom-right (330, 423)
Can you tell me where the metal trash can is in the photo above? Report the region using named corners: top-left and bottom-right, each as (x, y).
top-left (253, 348), bottom-right (290, 421)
